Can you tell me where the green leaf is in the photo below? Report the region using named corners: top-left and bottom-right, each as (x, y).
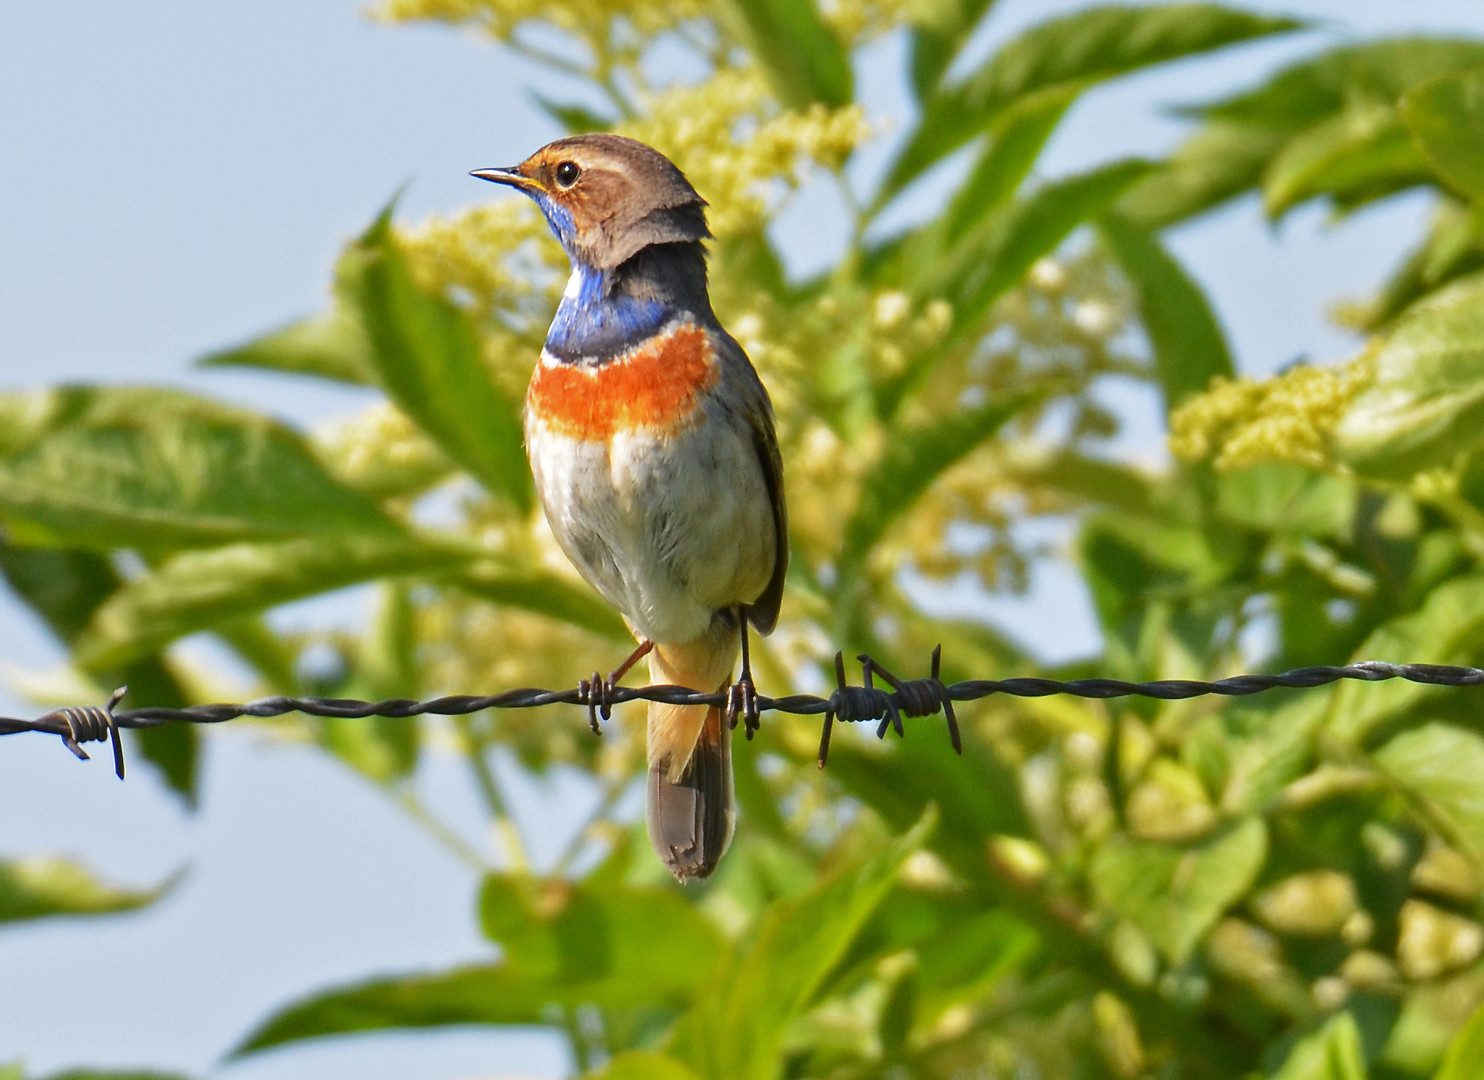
top-left (1332, 271), bottom-right (1484, 476)
top-left (1099, 212), bottom-right (1232, 410)
top-left (0, 855), bottom-right (179, 924)
top-left (1089, 816), bottom-right (1267, 965)
top-left (1118, 120), bottom-right (1288, 230)
top-left (906, 0), bottom-right (1003, 100)
top-left (319, 583), bottom-right (421, 783)
top-left (0, 387), bottom-right (398, 551)
top-left (342, 211), bottom-right (532, 513)
top-left (880, 4), bottom-right (1299, 201)
top-left (454, 565), bottom-right (631, 642)
top-left (941, 87), bottom-right (1076, 240)
top-left (1326, 573), bottom-right (1484, 745)
top-left (930, 160), bottom-right (1152, 344)
top-left (528, 91), bottom-right (614, 134)
top-left (1375, 723), bottom-right (1484, 866)
top-left (841, 393), bottom-right (1034, 577)
top-left (73, 532), bottom-right (472, 671)
top-left (477, 874), bottom-right (723, 992)
top-left (824, 732), bottom-right (1028, 886)
top-left (1261, 101), bottom-right (1429, 219)
top-left (1272, 1011), bottom-right (1367, 1080)
top-left (716, 0), bottom-right (851, 108)
top-left (1203, 39), bottom-right (1484, 131)
top-left (233, 964), bottom-right (576, 1053)
top-left (586, 1053), bottom-right (701, 1080)
top-left (1363, 199), bottom-right (1484, 331)
top-left (235, 876), bottom-right (726, 1056)
top-left (1402, 67), bottom-right (1484, 200)
top-left (1437, 998), bottom-right (1484, 1080)
top-left (198, 309), bottom-right (375, 385)
top-left (0, 543), bottom-right (202, 803)
top-left (668, 810), bottom-right (934, 1080)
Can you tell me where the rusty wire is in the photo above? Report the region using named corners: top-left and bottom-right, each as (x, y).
top-left (2, 650), bottom-right (1482, 778)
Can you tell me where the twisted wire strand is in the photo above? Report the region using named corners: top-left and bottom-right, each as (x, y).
top-left (2, 655), bottom-right (1480, 775)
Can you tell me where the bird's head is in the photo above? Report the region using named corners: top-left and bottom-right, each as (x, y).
top-left (473, 134), bottom-right (711, 272)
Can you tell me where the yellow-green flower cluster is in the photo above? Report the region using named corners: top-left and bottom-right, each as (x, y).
top-left (820, 0), bottom-right (930, 44)
top-left (1169, 359), bottom-right (1373, 471)
top-left (395, 202), bottom-right (562, 396)
top-left (315, 401), bottom-right (453, 499)
top-left (396, 200), bottom-right (558, 316)
top-left (419, 595), bottom-right (643, 776)
top-left (622, 67), bottom-right (870, 238)
top-left (369, 0), bottom-right (702, 43)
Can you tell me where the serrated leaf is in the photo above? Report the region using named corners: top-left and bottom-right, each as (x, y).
top-left (1375, 723), bottom-right (1484, 866)
top-left (1261, 101), bottom-right (1428, 219)
top-left (1402, 67), bottom-right (1484, 200)
top-left (0, 387), bottom-right (398, 551)
top-left (1099, 213), bottom-right (1232, 410)
top-left (668, 810), bottom-right (934, 1080)
top-left (1090, 817), bottom-right (1267, 965)
top-left (881, 4), bottom-right (1299, 201)
top-left (198, 309), bottom-right (375, 385)
top-left (73, 532), bottom-right (471, 671)
top-left (1332, 271), bottom-right (1484, 476)
top-left (716, 0), bottom-right (851, 108)
top-left (342, 210), bottom-right (532, 513)
top-left (0, 855), bottom-right (180, 924)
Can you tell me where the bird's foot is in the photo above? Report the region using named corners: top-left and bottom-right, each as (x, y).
top-left (725, 673), bottom-right (761, 739)
top-left (578, 640), bottom-right (655, 735)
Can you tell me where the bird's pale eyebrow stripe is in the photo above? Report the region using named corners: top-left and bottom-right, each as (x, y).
top-left (527, 322), bottom-right (719, 440)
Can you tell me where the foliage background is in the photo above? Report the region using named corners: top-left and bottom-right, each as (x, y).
top-left (8, 2), bottom-right (1484, 1080)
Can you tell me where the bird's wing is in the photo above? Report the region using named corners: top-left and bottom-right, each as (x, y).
top-left (713, 328), bottom-right (788, 635)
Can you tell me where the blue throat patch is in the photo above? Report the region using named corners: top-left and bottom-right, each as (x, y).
top-left (545, 269), bottom-right (669, 361)
top-left (533, 196), bottom-right (669, 361)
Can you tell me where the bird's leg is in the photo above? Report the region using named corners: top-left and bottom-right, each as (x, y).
top-left (580, 639), bottom-right (654, 734)
top-left (608, 639), bottom-right (654, 689)
top-left (725, 608), bottom-right (761, 739)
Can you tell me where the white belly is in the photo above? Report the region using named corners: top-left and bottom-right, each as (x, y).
top-left (526, 409), bottom-right (775, 646)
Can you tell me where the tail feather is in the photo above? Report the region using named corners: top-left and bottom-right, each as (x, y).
top-left (646, 629), bottom-right (736, 881)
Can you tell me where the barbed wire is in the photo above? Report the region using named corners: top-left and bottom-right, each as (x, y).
top-left (2, 648), bottom-right (1482, 779)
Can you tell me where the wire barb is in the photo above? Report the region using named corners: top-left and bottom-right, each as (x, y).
top-left (6, 657), bottom-right (1484, 776)
top-left (41, 685), bottom-right (128, 779)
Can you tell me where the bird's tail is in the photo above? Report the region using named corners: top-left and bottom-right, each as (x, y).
top-left (646, 625), bottom-right (736, 881)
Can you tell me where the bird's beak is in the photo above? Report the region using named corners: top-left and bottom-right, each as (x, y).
top-left (471, 166), bottom-right (540, 192)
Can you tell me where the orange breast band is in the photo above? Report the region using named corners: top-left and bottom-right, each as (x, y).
top-left (527, 322), bottom-right (719, 441)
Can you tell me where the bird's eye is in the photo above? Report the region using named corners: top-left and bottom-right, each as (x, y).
top-left (554, 161), bottom-right (581, 189)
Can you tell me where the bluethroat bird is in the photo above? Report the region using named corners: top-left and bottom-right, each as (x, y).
top-left (473, 134), bottom-right (788, 881)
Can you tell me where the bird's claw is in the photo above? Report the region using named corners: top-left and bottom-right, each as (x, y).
top-left (578, 670), bottom-right (619, 735)
top-left (726, 674), bottom-right (761, 739)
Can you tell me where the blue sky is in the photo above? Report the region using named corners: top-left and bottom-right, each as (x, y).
top-left (2, 3), bottom-right (1483, 1077)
